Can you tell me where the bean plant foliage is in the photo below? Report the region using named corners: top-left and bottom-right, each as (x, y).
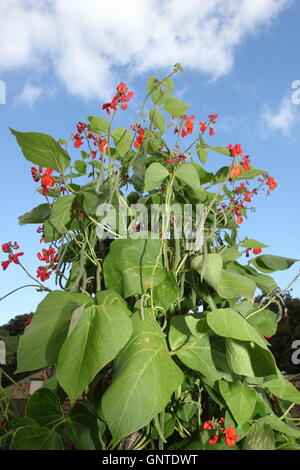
top-left (1, 64), bottom-right (300, 451)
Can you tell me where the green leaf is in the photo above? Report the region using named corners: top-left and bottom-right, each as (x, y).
top-left (149, 108), bottom-right (166, 133)
top-left (226, 338), bottom-right (277, 377)
top-left (219, 381), bottom-right (257, 427)
top-left (57, 304), bottom-right (133, 404)
top-left (163, 97), bottom-right (189, 117)
top-left (104, 238), bottom-right (166, 298)
top-left (220, 247), bottom-right (241, 263)
top-left (209, 145), bottom-right (231, 156)
top-left (225, 261), bottom-right (278, 294)
top-left (111, 127), bottom-right (132, 156)
top-left (74, 160), bottom-right (87, 175)
top-left (240, 238), bottom-right (269, 249)
top-left (87, 116), bottom-right (109, 133)
top-left (18, 204), bottom-right (52, 226)
top-left (169, 315), bottom-right (237, 383)
top-left (175, 163), bottom-right (200, 191)
top-left (152, 272), bottom-right (179, 311)
top-left (207, 308), bottom-right (268, 349)
top-left (246, 309), bottom-right (278, 337)
top-left (144, 162), bottom-right (169, 192)
top-left (10, 128), bottom-right (70, 173)
top-left (197, 146), bottom-right (208, 164)
top-left (44, 195), bottom-right (75, 242)
top-left (25, 389), bottom-right (64, 427)
top-left (66, 404), bottom-right (100, 450)
top-left (215, 270), bottom-right (256, 300)
top-left (161, 77), bottom-right (175, 91)
top-left (10, 425), bottom-right (63, 450)
top-left (258, 414), bottom-right (300, 438)
top-left (249, 254), bottom-right (298, 273)
top-left (17, 291), bottom-right (94, 372)
top-left (95, 288), bottom-right (128, 308)
top-left (101, 310), bottom-right (183, 441)
top-left (191, 253), bottom-right (223, 289)
top-left (262, 375), bottom-right (300, 404)
top-left (242, 422), bottom-right (275, 450)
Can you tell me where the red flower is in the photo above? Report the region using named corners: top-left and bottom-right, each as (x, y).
top-left (227, 143), bottom-right (243, 157)
top-left (208, 113), bottom-right (218, 124)
top-left (91, 150), bottom-right (97, 159)
top-left (229, 165), bottom-right (242, 179)
top-left (267, 176), bottom-right (277, 191)
top-left (236, 217), bottom-right (243, 224)
top-left (203, 420), bottom-right (213, 430)
top-left (253, 248), bottom-right (262, 255)
top-left (134, 128), bottom-right (145, 149)
top-left (240, 155), bottom-right (251, 171)
top-left (74, 139), bottom-right (83, 148)
top-left (181, 115), bottom-right (195, 137)
top-left (11, 252), bottom-right (24, 264)
top-left (24, 318), bottom-right (32, 328)
top-left (37, 266), bottom-right (51, 282)
top-left (209, 434), bottom-right (219, 445)
top-left (167, 159), bottom-right (175, 163)
top-left (31, 166), bottom-right (42, 182)
top-left (2, 243), bottom-right (10, 253)
top-left (37, 246), bottom-right (58, 264)
top-left (1, 260), bottom-right (11, 270)
top-left (102, 82), bottom-right (134, 115)
top-left (209, 127), bottom-right (214, 136)
top-left (76, 122), bottom-right (86, 133)
top-left (223, 425), bottom-right (238, 446)
top-left (99, 139), bottom-right (108, 153)
top-left (199, 122), bottom-right (207, 133)
top-left (41, 169), bottom-right (55, 196)
top-left (36, 246), bottom-right (59, 282)
top-left (264, 335), bottom-right (272, 339)
top-left (1, 241), bottom-right (24, 270)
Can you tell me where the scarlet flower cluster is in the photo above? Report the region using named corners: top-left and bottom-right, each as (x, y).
top-left (267, 176), bottom-right (277, 191)
top-left (228, 149), bottom-right (251, 181)
top-left (227, 143), bottom-right (243, 157)
top-left (134, 128), bottom-right (145, 149)
top-left (181, 115), bottom-right (195, 137)
top-left (36, 246), bottom-right (59, 282)
top-left (102, 82), bottom-right (134, 115)
top-left (73, 124), bottom-right (108, 156)
top-left (31, 166), bottom-right (55, 196)
top-left (202, 418), bottom-right (238, 447)
top-left (199, 113), bottom-right (218, 135)
top-left (1, 242), bottom-right (24, 271)
top-left (235, 183), bottom-right (254, 203)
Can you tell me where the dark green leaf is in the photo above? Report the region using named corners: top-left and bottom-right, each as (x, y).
top-left (18, 204), bottom-right (52, 226)
top-left (10, 128), bottom-right (70, 172)
top-left (10, 425), bottom-right (63, 450)
top-left (101, 310), bottom-right (183, 441)
top-left (17, 291), bottom-right (94, 372)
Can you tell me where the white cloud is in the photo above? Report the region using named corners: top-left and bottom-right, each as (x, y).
top-left (0, 0), bottom-right (292, 100)
top-left (261, 96), bottom-right (298, 136)
top-left (13, 83), bottom-right (42, 107)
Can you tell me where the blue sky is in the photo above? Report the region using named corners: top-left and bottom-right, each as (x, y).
top-left (0, 0), bottom-right (299, 324)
